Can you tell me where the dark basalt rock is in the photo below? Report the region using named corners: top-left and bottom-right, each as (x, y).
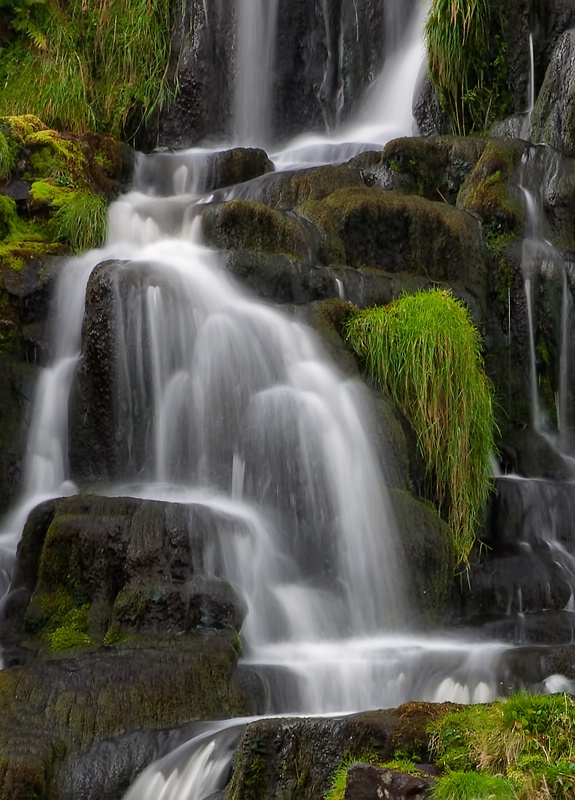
top-left (226, 703), bottom-right (452, 800)
top-left (344, 763), bottom-right (435, 800)
top-left (530, 29), bottom-right (575, 156)
top-left (0, 493), bottom-right (262, 799)
top-left (1, 494), bottom-right (249, 658)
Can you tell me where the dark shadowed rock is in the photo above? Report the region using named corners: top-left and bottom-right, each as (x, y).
top-left (531, 29), bottom-right (575, 156)
top-left (344, 763), bottom-right (435, 800)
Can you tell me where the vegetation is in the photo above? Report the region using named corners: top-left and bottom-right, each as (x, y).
top-left (48, 190), bottom-right (108, 252)
top-left (325, 752), bottom-right (380, 800)
top-left (430, 694), bottom-right (575, 800)
top-left (425, 0), bottom-right (509, 134)
top-left (0, 0), bottom-right (173, 139)
top-left (346, 289), bottom-right (496, 567)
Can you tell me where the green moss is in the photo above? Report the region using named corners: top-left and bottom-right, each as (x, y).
top-left (29, 180), bottom-right (74, 210)
top-left (203, 200), bottom-right (310, 262)
top-left (48, 605), bottom-right (91, 652)
top-left (429, 694), bottom-right (575, 800)
top-left (24, 129), bottom-right (88, 187)
top-left (2, 115), bottom-right (47, 144)
top-left (432, 772), bottom-right (516, 800)
top-left (346, 290), bottom-right (496, 568)
top-left (0, 194), bottom-right (19, 239)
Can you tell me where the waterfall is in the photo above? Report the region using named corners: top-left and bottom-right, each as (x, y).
top-left (519, 150), bottom-right (574, 444)
top-left (233, 0), bottom-right (280, 145)
top-left (1, 2), bottom-right (556, 798)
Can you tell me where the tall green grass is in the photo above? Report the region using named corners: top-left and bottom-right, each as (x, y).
top-left (346, 289), bottom-right (496, 567)
top-left (425, 0), bottom-right (504, 134)
top-left (48, 191), bottom-right (108, 252)
top-left (430, 694), bottom-right (575, 800)
top-left (0, 0), bottom-right (172, 139)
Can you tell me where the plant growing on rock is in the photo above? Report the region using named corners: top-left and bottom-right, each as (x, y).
top-left (346, 289), bottom-right (496, 567)
top-left (48, 190), bottom-right (108, 252)
top-left (430, 693), bottom-right (575, 799)
top-left (425, 0), bottom-right (508, 134)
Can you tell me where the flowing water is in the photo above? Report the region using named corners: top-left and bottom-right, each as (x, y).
top-left (0, 1), bottom-right (569, 797)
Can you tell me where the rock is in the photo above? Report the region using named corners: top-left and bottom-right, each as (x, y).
top-left (1, 495), bottom-right (248, 657)
top-left (390, 489), bottom-right (455, 626)
top-left (135, 147), bottom-right (274, 197)
top-left (344, 763), bottom-right (435, 800)
top-left (201, 200), bottom-right (315, 262)
top-left (366, 136), bottom-right (487, 204)
top-left (226, 703), bottom-right (451, 800)
top-left (300, 185), bottom-right (488, 293)
top-left (530, 29), bottom-right (575, 156)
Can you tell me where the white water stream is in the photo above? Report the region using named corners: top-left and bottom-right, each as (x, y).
top-left (0, 2), bottom-right (556, 797)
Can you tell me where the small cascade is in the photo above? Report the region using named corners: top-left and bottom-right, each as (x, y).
top-left (520, 32), bottom-right (536, 139)
top-left (233, 0), bottom-right (280, 146)
top-left (123, 721), bottom-right (247, 800)
top-left (518, 149), bottom-right (574, 443)
top-left (272, 0), bottom-right (428, 169)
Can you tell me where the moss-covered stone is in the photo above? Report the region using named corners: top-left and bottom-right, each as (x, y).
top-left (202, 200), bottom-right (313, 262)
top-left (390, 489), bottom-right (455, 625)
top-left (364, 136), bottom-right (488, 203)
top-left (457, 138), bottom-right (525, 238)
top-left (299, 185), bottom-right (488, 289)
top-left (226, 704), bottom-right (455, 800)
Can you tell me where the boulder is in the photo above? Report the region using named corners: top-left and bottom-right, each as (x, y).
top-left (344, 763), bottom-right (435, 800)
top-left (226, 703), bottom-right (450, 800)
top-left (530, 29), bottom-right (575, 156)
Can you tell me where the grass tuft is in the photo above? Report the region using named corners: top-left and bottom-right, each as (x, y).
top-left (430, 694), bottom-right (575, 800)
top-left (48, 191), bottom-right (108, 253)
top-left (0, 0), bottom-right (172, 139)
top-left (425, 0), bottom-right (508, 134)
top-left (346, 289), bottom-right (496, 567)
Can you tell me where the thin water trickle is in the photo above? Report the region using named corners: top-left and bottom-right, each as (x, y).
top-left (233, 0), bottom-right (280, 146)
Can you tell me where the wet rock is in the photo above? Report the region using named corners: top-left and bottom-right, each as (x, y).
top-left (134, 147), bottom-right (274, 197)
top-left (201, 200), bottom-right (315, 262)
top-left (531, 29), bottom-right (575, 156)
top-left (300, 185), bottom-right (488, 293)
top-left (344, 763), bottom-right (435, 800)
top-left (157, 0), bottom-right (235, 148)
top-left (226, 704), bottom-right (450, 800)
top-left (0, 642), bottom-right (258, 800)
top-left (0, 494), bottom-right (247, 657)
top-left (391, 489), bottom-right (455, 626)
top-left (365, 136), bottom-right (487, 204)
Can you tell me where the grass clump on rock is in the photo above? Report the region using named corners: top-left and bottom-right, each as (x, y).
top-left (425, 0), bottom-right (508, 134)
top-left (346, 289), bottom-right (496, 567)
top-left (48, 190), bottom-right (108, 252)
top-left (430, 693), bottom-right (575, 800)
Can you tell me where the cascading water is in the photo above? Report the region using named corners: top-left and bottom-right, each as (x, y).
top-left (0, 2), bottom-right (562, 797)
top-left (233, 0), bottom-right (279, 146)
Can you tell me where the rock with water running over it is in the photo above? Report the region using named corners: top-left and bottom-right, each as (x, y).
top-left (0, 494), bottom-right (263, 799)
top-left (226, 703), bottom-right (450, 800)
top-left (1, 494), bottom-right (249, 658)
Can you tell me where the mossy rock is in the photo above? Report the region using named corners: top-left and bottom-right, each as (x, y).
top-left (0, 639), bottom-right (257, 799)
top-left (226, 704), bottom-right (454, 800)
top-left (201, 200), bottom-right (313, 262)
top-left (456, 138), bottom-right (525, 237)
top-left (390, 489), bottom-right (455, 625)
top-left (2, 495), bottom-right (249, 658)
top-left (361, 136), bottom-right (488, 203)
top-left (299, 186), bottom-right (488, 290)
